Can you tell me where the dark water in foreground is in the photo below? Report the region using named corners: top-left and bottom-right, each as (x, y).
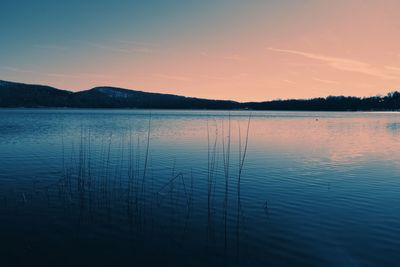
top-left (0, 109), bottom-right (399, 267)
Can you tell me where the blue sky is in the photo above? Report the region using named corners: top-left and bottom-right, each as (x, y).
top-left (1, 0), bottom-right (400, 101)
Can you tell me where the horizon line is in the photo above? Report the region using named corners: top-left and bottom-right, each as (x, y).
top-left (0, 78), bottom-right (398, 104)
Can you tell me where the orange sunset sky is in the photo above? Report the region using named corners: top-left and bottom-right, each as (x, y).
top-left (1, 0), bottom-right (400, 101)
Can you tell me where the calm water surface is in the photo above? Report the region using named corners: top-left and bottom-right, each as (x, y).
top-left (0, 109), bottom-right (399, 267)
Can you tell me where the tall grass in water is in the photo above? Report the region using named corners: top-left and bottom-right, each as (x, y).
top-left (141, 115), bottom-right (151, 210)
top-left (236, 113), bottom-right (251, 265)
top-left (222, 114), bottom-right (231, 250)
top-left (207, 119), bottom-right (218, 239)
top-left (126, 116), bottom-right (152, 230)
top-left (237, 114), bottom-right (251, 197)
top-left (46, 113), bottom-right (252, 262)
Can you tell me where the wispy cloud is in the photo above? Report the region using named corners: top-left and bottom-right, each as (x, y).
top-left (312, 77), bottom-right (339, 84)
top-left (384, 65), bottom-right (400, 73)
top-left (116, 40), bottom-right (159, 47)
top-left (88, 41), bottom-right (157, 54)
top-left (153, 73), bottom-right (193, 82)
top-left (222, 54), bottom-right (246, 61)
top-left (47, 73), bottom-right (80, 78)
top-left (268, 47), bottom-right (399, 80)
top-left (89, 43), bottom-right (131, 53)
top-left (80, 73), bottom-right (119, 79)
top-left (196, 74), bottom-right (228, 81)
top-left (282, 79), bottom-right (297, 85)
top-left (201, 51), bottom-right (246, 61)
top-left (2, 66), bottom-right (36, 74)
top-left (34, 44), bottom-right (69, 51)
top-left (3, 66), bottom-right (78, 79)
top-left (130, 47), bottom-right (154, 53)
top-left (2, 66), bottom-right (119, 81)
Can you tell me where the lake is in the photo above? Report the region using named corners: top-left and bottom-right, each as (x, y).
top-left (0, 109), bottom-right (399, 266)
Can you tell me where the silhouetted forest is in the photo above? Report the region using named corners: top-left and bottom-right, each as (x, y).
top-left (1, 80), bottom-right (399, 111)
top-left (244, 92), bottom-right (400, 111)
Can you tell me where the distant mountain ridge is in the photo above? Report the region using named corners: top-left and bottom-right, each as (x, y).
top-left (1, 79), bottom-right (399, 111)
top-left (0, 80), bottom-right (238, 109)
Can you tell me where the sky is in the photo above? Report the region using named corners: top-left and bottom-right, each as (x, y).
top-left (1, 0), bottom-right (400, 101)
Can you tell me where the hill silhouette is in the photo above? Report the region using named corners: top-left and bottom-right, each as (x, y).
top-left (1, 80), bottom-right (399, 111)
